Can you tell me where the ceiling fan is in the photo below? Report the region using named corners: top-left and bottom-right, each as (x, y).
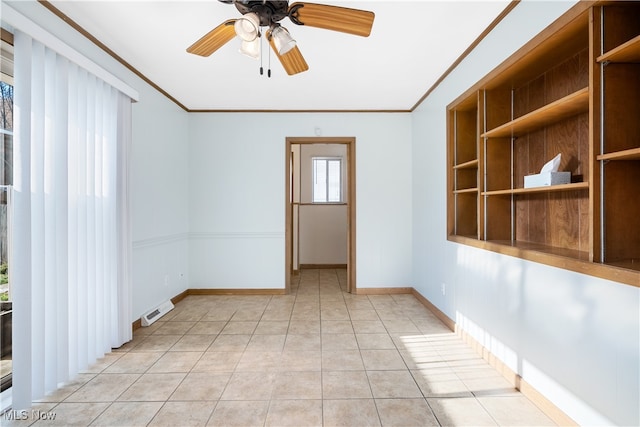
top-left (186, 0), bottom-right (375, 76)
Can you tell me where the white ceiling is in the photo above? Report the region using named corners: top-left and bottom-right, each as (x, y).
top-left (46, 0), bottom-right (512, 111)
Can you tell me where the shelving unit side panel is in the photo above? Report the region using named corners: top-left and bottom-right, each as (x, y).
top-left (514, 192), bottom-right (533, 244)
top-left (511, 50), bottom-right (589, 120)
top-left (547, 191), bottom-right (589, 252)
top-left (485, 137), bottom-right (511, 191)
top-left (516, 194), bottom-right (546, 246)
top-left (602, 64), bottom-right (640, 153)
top-left (514, 134), bottom-right (529, 190)
top-left (485, 195), bottom-right (511, 241)
top-left (545, 112), bottom-right (590, 183)
top-left (579, 189), bottom-right (591, 259)
top-left (602, 4), bottom-right (640, 54)
top-left (546, 49), bottom-right (590, 104)
top-left (514, 191), bottom-right (588, 252)
top-left (484, 86), bottom-right (512, 131)
top-left (603, 161), bottom-right (640, 269)
top-left (456, 192), bottom-right (479, 238)
top-left (456, 168), bottom-right (477, 191)
top-left (456, 109), bottom-right (478, 165)
top-left (513, 75), bottom-right (546, 119)
top-left (515, 130), bottom-right (546, 189)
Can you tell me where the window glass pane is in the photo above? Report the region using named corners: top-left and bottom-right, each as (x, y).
top-left (312, 157), bottom-right (341, 203)
top-left (313, 158), bottom-right (327, 202)
top-left (0, 82), bottom-right (11, 132)
top-left (1, 81), bottom-right (12, 186)
top-left (1, 36), bottom-right (15, 188)
top-left (327, 159), bottom-right (341, 202)
top-left (0, 46), bottom-right (11, 304)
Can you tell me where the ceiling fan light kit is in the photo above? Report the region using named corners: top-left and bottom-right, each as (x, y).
top-left (270, 25), bottom-right (296, 55)
top-left (234, 12), bottom-right (261, 41)
top-left (186, 0), bottom-right (375, 76)
top-left (239, 38), bottom-right (261, 58)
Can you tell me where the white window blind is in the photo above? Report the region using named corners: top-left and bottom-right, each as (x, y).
top-left (11, 29), bottom-right (133, 410)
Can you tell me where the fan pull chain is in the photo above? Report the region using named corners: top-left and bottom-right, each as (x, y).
top-left (268, 44), bottom-right (272, 78)
top-left (259, 33), bottom-right (264, 76)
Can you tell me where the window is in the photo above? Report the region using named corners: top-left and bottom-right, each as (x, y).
top-left (1, 31), bottom-right (13, 304)
top-left (312, 157), bottom-right (342, 203)
top-left (0, 29), bottom-right (12, 398)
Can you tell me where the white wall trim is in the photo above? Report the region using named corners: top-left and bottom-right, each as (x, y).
top-left (133, 232), bottom-right (284, 249)
top-left (133, 232), bottom-right (188, 249)
top-left (2, 2), bottom-right (139, 101)
top-left (189, 231), bottom-right (284, 240)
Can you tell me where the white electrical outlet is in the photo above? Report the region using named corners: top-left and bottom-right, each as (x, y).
top-left (441, 283), bottom-right (446, 295)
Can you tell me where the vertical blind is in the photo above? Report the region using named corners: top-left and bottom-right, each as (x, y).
top-left (12, 30), bottom-right (133, 409)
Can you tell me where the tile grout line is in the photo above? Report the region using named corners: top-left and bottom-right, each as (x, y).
top-left (16, 269), bottom-right (555, 426)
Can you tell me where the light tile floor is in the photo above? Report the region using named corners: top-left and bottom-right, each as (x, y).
top-left (5, 269), bottom-right (556, 426)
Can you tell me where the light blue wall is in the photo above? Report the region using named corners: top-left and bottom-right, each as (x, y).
top-left (130, 83), bottom-right (189, 319)
top-left (187, 112), bottom-right (413, 289)
top-left (411, 1), bottom-right (639, 426)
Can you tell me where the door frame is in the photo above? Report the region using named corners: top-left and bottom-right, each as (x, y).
top-left (285, 136), bottom-right (356, 293)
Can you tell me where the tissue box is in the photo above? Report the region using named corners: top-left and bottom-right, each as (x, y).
top-left (524, 171), bottom-right (571, 188)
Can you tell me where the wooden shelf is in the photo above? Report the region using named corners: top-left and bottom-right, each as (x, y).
top-left (482, 182), bottom-right (588, 196)
top-left (605, 259), bottom-right (640, 272)
top-left (454, 187), bottom-right (478, 194)
top-left (454, 159), bottom-right (479, 169)
top-left (454, 233), bottom-right (479, 240)
top-left (481, 88), bottom-right (589, 139)
top-left (597, 34), bottom-right (640, 63)
top-left (486, 239), bottom-right (590, 262)
top-left (597, 147), bottom-right (640, 161)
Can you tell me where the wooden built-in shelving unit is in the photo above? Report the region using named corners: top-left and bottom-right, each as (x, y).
top-left (446, 1), bottom-right (640, 287)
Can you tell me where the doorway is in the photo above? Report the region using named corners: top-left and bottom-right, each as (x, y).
top-left (285, 137), bottom-right (356, 293)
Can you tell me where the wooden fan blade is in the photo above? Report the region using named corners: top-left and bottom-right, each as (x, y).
top-left (269, 37), bottom-right (309, 75)
top-left (288, 2), bottom-right (374, 37)
top-left (187, 20), bottom-right (237, 57)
